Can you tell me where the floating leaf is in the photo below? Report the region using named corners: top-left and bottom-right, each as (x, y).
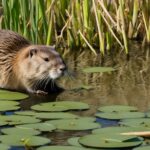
top-left (0, 90), bottom-right (29, 100)
top-left (98, 105), bottom-right (138, 112)
top-left (0, 135), bottom-right (51, 147)
top-left (0, 115), bottom-right (40, 125)
top-left (15, 111), bottom-right (37, 116)
top-left (146, 112), bottom-right (150, 118)
top-left (0, 106), bottom-right (20, 112)
top-left (0, 101), bottom-right (20, 111)
top-left (37, 146), bottom-right (91, 150)
top-left (95, 112), bottom-right (145, 120)
top-left (79, 134), bottom-right (143, 148)
top-left (0, 144), bottom-right (10, 150)
top-left (133, 146), bottom-right (150, 150)
top-left (76, 117), bottom-right (96, 122)
top-left (83, 67), bottom-right (115, 73)
top-left (1, 127), bottom-right (40, 136)
top-left (46, 118), bottom-right (100, 131)
top-left (17, 123), bottom-right (56, 132)
top-left (0, 121), bottom-right (7, 126)
top-left (31, 101), bottom-right (89, 112)
top-left (119, 118), bottom-right (150, 127)
top-left (35, 112), bottom-right (78, 119)
top-left (67, 137), bottom-right (82, 147)
top-left (92, 126), bottom-right (150, 135)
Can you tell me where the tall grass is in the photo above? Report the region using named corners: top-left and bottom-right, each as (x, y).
top-left (0, 0), bottom-right (150, 55)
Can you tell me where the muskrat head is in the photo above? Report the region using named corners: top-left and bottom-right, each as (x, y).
top-left (18, 45), bottom-right (66, 92)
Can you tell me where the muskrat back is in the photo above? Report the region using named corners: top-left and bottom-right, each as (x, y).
top-left (0, 29), bottom-right (66, 94)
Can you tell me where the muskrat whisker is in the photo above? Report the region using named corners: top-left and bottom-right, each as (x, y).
top-left (50, 79), bottom-right (55, 89)
top-left (33, 74), bottom-right (48, 90)
top-left (44, 77), bottom-right (50, 90)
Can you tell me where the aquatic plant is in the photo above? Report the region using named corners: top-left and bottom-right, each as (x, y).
top-left (0, 0), bottom-right (149, 55)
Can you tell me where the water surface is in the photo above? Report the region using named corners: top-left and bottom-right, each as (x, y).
top-left (20, 42), bottom-right (150, 146)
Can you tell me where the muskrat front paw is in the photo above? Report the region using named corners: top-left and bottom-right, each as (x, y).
top-left (36, 90), bottom-right (48, 95)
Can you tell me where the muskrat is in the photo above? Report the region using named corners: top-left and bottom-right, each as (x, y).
top-left (0, 29), bottom-right (66, 94)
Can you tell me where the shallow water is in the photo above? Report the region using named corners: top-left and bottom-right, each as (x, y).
top-left (18, 42), bottom-right (150, 148)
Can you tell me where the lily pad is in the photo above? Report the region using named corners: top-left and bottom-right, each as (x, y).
top-left (0, 115), bottom-right (40, 125)
top-left (37, 146), bottom-right (91, 150)
top-left (67, 137), bottom-right (82, 147)
top-left (35, 112), bottom-right (78, 119)
top-left (92, 126), bottom-right (150, 135)
top-left (14, 111), bottom-right (37, 116)
top-left (133, 146), bottom-right (150, 150)
top-left (17, 123), bottom-right (56, 132)
top-left (98, 105), bottom-right (138, 112)
top-left (119, 118), bottom-right (150, 127)
top-left (83, 67), bottom-right (115, 73)
top-left (0, 135), bottom-right (51, 147)
top-left (0, 121), bottom-right (7, 126)
top-left (79, 134), bottom-right (143, 148)
top-left (0, 101), bottom-right (20, 111)
top-left (76, 117), bottom-right (96, 122)
top-left (0, 144), bottom-right (10, 150)
top-left (0, 90), bottom-right (29, 100)
top-left (95, 112), bottom-right (145, 120)
top-left (146, 112), bottom-right (150, 118)
top-left (46, 118), bottom-right (100, 131)
top-left (31, 101), bottom-right (89, 112)
top-left (1, 127), bottom-right (40, 135)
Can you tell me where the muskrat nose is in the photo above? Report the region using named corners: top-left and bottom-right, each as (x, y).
top-left (59, 66), bottom-right (66, 72)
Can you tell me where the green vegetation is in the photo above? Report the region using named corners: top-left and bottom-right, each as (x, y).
top-left (0, 89), bottom-right (150, 149)
top-left (0, 0), bottom-right (150, 55)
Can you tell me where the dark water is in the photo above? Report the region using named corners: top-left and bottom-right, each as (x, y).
top-left (18, 42), bottom-right (150, 148)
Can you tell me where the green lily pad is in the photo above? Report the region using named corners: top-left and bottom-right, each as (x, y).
top-left (83, 67), bottom-right (115, 73)
top-left (133, 146), bottom-right (150, 150)
top-left (37, 146), bottom-right (91, 150)
top-left (15, 111), bottom-right (37, 116)
top-left (98, 105), bottom-right (138, 112)
top-left (79, 134), bottom-right (143, 148)
top-left (119, 118), bottom-right (150, 127)
top-left (31, 101), bottom-right (89, 112)
top-left (67, 137), bottom-right (82, 147)
top-left (35, 112), bottom-right (78, 119)
top-left (0, 101), bottom-right (20, 111)
top-left (1, 127), bottom-right (40, 135)
top-left (92, 126), bottom-right (150, 135)
top-left (0, 121), bottom-right (7, 126)
top-left (0, 135), bottom-right (51, 147)
top-left (0, 115), bottom-right (40, 125)
top-left (0, 90), bottom-right (29, 100)
top-left (76, 117), bottom-right (96, 122)
top-left (17, 123), bottom-right (56, 132)
top-left (46, 118), bottom-right (100, 131)
top-left (95, 112), bottom-right (145, 120)
top-left (146, 112), bottom-right (150, 117)
top-left (0, 144), bottom-right (10, 150)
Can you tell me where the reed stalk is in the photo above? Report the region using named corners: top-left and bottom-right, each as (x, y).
top-left (0, 0), bottom-right (149, 55)
top-left (142, 0), bottom-right (150, 43)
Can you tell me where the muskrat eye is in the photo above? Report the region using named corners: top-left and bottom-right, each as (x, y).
top-left (44, 58), bottom-right (49, 62)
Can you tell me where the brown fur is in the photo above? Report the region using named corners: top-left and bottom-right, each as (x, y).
top-left (0, 30), bottom-right (66, 94)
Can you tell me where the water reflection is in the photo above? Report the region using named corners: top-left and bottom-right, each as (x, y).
top-left (57, 43), bottom-right (150, 113)
top-left (18, 43), bottom-right (150, 148)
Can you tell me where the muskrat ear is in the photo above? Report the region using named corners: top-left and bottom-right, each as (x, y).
top-left (29, 48), bottom-right (37, 57)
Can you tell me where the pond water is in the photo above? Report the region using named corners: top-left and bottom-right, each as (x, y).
top-left (18, 42), bottom-right (150, 148)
